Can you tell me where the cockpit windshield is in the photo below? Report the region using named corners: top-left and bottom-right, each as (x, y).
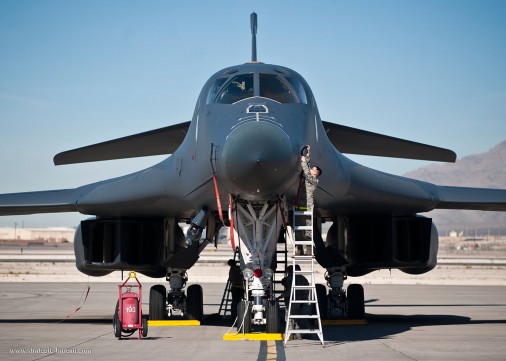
top-left (284, 76), bottom-right (308, 104)
top-left (215, 74), bottom-right (254, 104)
top-left (207, 71), bottom-right (311, 105)
top-left (259, 74), bottom-right (298, 103)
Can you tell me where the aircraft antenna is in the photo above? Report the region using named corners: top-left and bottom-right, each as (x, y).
top-left (250, 12), bottom-right (257, 62)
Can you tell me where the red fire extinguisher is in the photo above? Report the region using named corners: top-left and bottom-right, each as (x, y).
top-left (113, 271), bottom-right (148, 339)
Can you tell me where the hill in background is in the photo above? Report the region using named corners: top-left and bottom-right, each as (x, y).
top-left (404, 141), bottom-right (506, 236)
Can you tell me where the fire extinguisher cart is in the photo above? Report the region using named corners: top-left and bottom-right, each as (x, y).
top-left (113, 271), bottom-right (148, 339)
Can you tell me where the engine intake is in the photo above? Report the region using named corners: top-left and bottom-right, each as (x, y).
top-left (74, 217), bottom-right (197, 278)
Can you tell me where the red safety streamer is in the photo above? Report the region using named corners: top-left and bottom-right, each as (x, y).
top-left (228, 194), bottom-right (236, 251)
top-left (212, 175), bottom-right (225, 224)
top-left (60, 284), bottom-right (90, 321)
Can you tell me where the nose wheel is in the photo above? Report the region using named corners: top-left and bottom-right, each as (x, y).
top-left (237, 300), bottom-right (252, 333)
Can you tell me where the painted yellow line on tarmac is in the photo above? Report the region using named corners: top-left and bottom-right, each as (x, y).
top-left (223, 332), bottom-right (284, 341)
top-left (266, 340), bottom-right (277, 361)
top-left (148, 320), bottom-right (200, 326)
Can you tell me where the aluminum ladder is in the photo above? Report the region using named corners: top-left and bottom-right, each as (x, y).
top-left (284, 207), bottom-right (324, 346)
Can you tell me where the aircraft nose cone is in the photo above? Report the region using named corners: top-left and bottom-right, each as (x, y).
top-left (220, 121), bottom-right (294, 198)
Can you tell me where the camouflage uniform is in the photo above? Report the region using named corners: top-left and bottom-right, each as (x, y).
top-left (299, 155), bottom-right (318, 209)
top-left (296, 156), bottom-right (318, 252)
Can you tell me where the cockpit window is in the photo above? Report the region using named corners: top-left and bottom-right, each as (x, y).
top-left (285, 76), bottom-right (308, 104)
top-left (260, 74), bottom-right (298, 103)
top-left (215, 74), bottom-right (254, 104)
top-left (206, 78), bottom-right (227, 105)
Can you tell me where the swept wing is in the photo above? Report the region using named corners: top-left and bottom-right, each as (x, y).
top-left (53, 121), bottom-right (190, 165)
top-left (323, 121), bottom-right (456, 162)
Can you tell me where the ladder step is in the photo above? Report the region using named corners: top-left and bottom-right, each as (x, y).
top-left (293, 210), bottom-right (313, 215)
top-left (294, 270), bottom-right (314, 274)
top-left (292, 255), bottom-right (314, 262)
top-left (294, 226), bottom-right (312, 231)
top-left (293, 241), bottom-right (313, 245)
top-left (292, 285), bottom-right (315, 290)
top-left (286, 329), bottom-right (321, 334)
top-left (289, 300), bottom-right (317, 304)
top-left (287, 315), bottom-right (319, 319)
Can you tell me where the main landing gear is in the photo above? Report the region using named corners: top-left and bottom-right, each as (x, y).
top-left (317, 269), bottom-right (365, 319)
top-left (149, 270), bottom-right (204, 321)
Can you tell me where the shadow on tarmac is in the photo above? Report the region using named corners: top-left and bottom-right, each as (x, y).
top-left (321, 313), bottom-right (506, 346)
top-left (2, 311), bottom-right (505, 347)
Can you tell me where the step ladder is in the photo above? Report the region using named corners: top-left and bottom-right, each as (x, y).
top-left (218, 247), bottom-right (240, 318)
top-left (284, 207), bottom-right (324, 346)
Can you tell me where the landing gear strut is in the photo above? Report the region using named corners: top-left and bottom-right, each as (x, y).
top-left (231, 198), bottom-right (284, 333)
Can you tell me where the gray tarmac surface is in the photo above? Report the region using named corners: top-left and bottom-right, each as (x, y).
top-left (1, 282), bottom-right (506, 361)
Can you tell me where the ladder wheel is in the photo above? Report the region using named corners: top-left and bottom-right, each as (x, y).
top-left (266, 300), bottom-right (280, 333)
top-left (142, 316), bottom-right (148, 338)
top-left (149, 285), bottom-right (166, 320)
top-left (237, 300), bottom-right (251, 333)
top-left (315, 284), bottom-right (328, 319)
top-left (347, 284), bottom-right (365, 319)
top-left (113, 318), bottom-right (122, 339)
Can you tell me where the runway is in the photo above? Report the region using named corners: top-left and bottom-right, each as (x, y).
top-left (1, 282), bottom-right (506, 360)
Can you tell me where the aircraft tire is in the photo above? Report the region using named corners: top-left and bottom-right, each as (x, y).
top-left (265, 300), bottom-right (280, 333)
top-left (347, 284), bottom-right (365, 319)
top-left (149, 285), bottom-right (166, 320)
top-left (187, 284), bottom-right (203, 321)
top-left (237, 300), bottom-right (251, 333)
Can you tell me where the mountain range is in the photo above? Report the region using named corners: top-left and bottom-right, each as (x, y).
top-left (404, 141), bottom-right (506, 235)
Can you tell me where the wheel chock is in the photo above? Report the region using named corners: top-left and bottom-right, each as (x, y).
top-left (148, 320), bottom-right (200, 326)
top-left (223, 332), bottom-right (284, 341)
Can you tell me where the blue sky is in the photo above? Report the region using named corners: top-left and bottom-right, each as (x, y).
top-left (1, 0), bottom-right (505, 227)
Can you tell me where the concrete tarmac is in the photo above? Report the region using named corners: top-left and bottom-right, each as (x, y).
top-left (1, 282), bottom-right (506, 360)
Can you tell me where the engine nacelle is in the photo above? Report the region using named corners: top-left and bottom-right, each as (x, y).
top-left (329, 215), bottom-right (439, 277)
top-left (74, 217), bottom-right (205, 278)
top-left (400, 221), bottom-right (438, 275)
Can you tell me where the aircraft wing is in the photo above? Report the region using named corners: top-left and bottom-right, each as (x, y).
top-left (436, 186), bottom-right (506, 211)
top-left (322, 121), bottom-right (456, 162)
top-left (0, 189), bottom-right (78, 215)
top-left (54, 121), bottom-right (191, 165)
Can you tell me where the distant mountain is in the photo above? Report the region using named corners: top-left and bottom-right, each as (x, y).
top-left (404, 141), bottom-right (506, 235)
